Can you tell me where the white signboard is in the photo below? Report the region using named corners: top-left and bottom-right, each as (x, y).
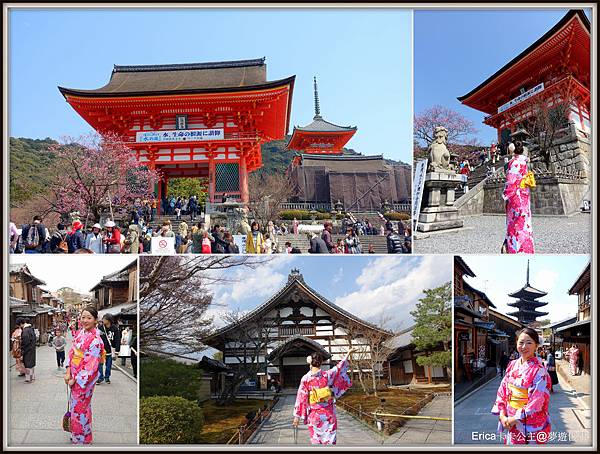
top-left (233, 235), bottom-right (247, 254)
top-left (151, 237), bottom-right (176, 255)
top-left (498, 83), bottom-right (544, 114)
top-left (136, 128), bottom-right (224, 143)
top-left (412, 159), bottom-right (428, 230)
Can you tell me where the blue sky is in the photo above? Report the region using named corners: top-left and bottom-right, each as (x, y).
top-left (415, 8), bottom-right (591, 145)
top-left (460, 255), bottom-right (590, 325)
top-left (9, 8), bottom-right (412, 162)
top-left (204, 255), bottom-right (452, 332)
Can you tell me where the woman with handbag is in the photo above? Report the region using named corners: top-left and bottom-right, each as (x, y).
top-left (292, 348), bottom-right (356, 444)
top-left (103, 220), bottom-right (122, 254)
top-left (501, 141), bottom-right (535, 254)
top-left (11, 319), bottom-right (26, 377)
top-left (491, 328), bottom-right (551, 444)
top-left (63, 307), bottom-right (105, 444)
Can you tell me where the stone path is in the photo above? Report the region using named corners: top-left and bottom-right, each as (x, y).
top-left (454, 375), bottom-right (592, 445)
top-left (414, 213), bottom-right (591, 254)
top-left (384, 394), bottom-right (452, 445)
top-left (249, 393), bottom-right (384, 445)
top-left (8, 334), bottom-right (138, 447)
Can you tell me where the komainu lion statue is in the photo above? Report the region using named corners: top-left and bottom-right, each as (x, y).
top-left (428, 126), bottom-right (453, 173)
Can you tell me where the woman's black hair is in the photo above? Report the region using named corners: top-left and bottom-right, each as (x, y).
top-left (81, 306), bottom-right (99, 320)
top-left (513, 140), bottom-right (524, 155)
top-left (15, 317), bottom-right (25, 326)
top-left (251, 221), bottom-right (260, 230)
top-left (310, 352), bottom-right (323, 368)
top-left (102, 313), bottom-right (114, 324)
top-left (516, 327), bottom-right (540, 344)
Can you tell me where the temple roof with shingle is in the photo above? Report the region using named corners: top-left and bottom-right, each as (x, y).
top-left (58, 57), bottom-right (295, 98)
top-left (203, 270), bottom-right (389, 345)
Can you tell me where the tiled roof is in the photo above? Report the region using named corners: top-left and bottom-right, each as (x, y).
top-left (59, 57), bottom-right (294, 97)
top-left (294, 116), bottom-right (356, 133)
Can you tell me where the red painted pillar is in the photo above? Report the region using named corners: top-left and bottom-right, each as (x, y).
top-left (208, 155), bottom-right (216, 205)
top-left (157, 175), bottom-right (163, 216)
top-left (240, 154), bottom-right (249, 205)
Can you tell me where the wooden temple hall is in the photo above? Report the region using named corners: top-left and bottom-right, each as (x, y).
top-left (458, 9), bottom-right (590, 178)
top-left (202, 269), bottom-right (390, 390)
top-left (59, 58), bottom-right (295, 211)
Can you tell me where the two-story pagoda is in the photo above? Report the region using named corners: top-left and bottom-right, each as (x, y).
top-left (59, 58), bottom-right (295, 212)
top-left (203, 269), bottom-right (390, 390)
top-left (507, 261), bottom-right (549, 325)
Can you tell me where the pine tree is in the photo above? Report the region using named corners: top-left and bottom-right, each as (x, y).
top-left (410, 282), bottom-right (452, 379)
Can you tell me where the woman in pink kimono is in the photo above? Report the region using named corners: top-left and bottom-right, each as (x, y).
top-left (492, 328), bottom-right (551, 444)
top-left (63, 307), bottom-right (105, 445)
top-left (569, 345), bottom-right (580, 376)
top-left (502, 141), bottom-right (534, 254)
top-left (293, 348), bottom-right (355, 445)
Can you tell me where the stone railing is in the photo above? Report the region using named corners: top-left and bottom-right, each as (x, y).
top-left (279, 202), bottom-right (332, 211)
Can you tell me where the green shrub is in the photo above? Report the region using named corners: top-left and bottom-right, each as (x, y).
top-left (140, 356), bottom-right (204, 401)
top-left (140, 396), bottom-right (204, 444)
top-left (384, 212), bottom-right (411, 221)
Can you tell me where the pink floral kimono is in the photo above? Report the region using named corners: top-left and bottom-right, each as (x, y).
top-left (293, 355), bottom-right (352, 444)
top-left (65, 328), bottom-right (105, 444)
top-left (569, 347), bottom-right (580, 375)
top-left (492, 356), bottom-right (551, 444)
top-left (502, 154), bottom-right (534, 254)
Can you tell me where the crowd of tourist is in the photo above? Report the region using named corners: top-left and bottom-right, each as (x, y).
top-left (10, 206), bottom-right (412, 255)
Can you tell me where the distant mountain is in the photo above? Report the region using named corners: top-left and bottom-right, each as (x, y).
top-left (9, 137), bottom-right (59, 207)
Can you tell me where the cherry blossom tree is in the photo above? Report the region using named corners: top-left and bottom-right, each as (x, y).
top-left (42, 133), bottom-right (160, 223)
top-left (414, 105), bottom-right (478, 146)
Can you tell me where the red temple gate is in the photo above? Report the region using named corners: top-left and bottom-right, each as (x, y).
top-left (59, 58), bottom-right (295, 213)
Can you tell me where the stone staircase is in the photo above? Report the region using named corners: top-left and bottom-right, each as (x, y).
top-left (275, 233), bottom-right (391, 254)
top-left (455, 162), bottom-right (504, 199)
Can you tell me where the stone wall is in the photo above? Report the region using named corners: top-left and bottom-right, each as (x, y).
top-left (483, 176), bottom-right (588, 216)
top-left (455, 179), bottom-right (486, 217)
top-left (532, 123), bottom-right (591, 181)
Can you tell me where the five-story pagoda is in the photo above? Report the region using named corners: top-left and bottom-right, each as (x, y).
top-left (507, 260), bottom-right (549, 325)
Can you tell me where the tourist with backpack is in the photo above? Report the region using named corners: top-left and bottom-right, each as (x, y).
top-left (84, 223), bottom-right (105, 253)
top-left (49, 223), bottom-right (69, 253)
top-left (21, 215), bottom-right (48, 253)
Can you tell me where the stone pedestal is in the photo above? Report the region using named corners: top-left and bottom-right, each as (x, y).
top-left (417, 172), bottom-right (464, 232)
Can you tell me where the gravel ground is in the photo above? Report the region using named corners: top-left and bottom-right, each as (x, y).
top-left (414, 213), bottom-right (592, 255)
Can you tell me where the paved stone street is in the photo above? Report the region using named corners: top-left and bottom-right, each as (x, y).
top-left (454, 375), bottom-right (592, 445)
top-left (249, 393), bottom-right (385, 445)
top-left (384, 394), bottom-right (452, 445)
top-left (415, 213), bottom-right (591, 254)
top-left (8, 334), bottom-right (138, 447)
top-left (250, 392), bottom-right (451, 446)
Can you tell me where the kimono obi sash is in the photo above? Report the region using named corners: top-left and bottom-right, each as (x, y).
top-left (507, 383), bottom-right (528, 410)
top-left (70, 346), bottom-right (85, 368)
top-left (309, 386), bottom-right (333, 405)
top-left (520, 171), bottom-right (536, 189)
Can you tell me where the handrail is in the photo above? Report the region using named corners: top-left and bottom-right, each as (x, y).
top-left (225, 396), bottom-right (280, 444)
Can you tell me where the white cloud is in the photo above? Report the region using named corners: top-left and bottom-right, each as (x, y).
top-left (332, 267), bottom-right (344, 285)
top-left (334, 255), bottom-right (452, 329)
top-left (206, 256), bottom-right (294, 314)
